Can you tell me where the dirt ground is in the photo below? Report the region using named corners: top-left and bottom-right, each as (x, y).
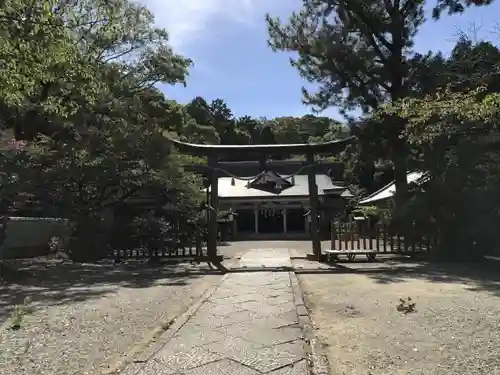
top-left (0, 258), bottom-right (224, 375)
top-left (295, 258), bottom-right (500, 375)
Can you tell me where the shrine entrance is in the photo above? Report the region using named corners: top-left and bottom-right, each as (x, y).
top-left (166, 137), bottom-right (355, 262)
top-left (286, 208), bottom-right (306, 233)
top-left (258, 208), bottom-right (284, 234)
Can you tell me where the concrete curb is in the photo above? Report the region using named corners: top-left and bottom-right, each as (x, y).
top-left (289, 271), bottom-right (331, 375)
top-left (117, 272), bottom-right (232, 375)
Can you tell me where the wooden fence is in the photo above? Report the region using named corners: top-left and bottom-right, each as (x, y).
top-left (329, 219), bottom-right (435, 259)
top-left (109, 224), bottom-right (207, 260)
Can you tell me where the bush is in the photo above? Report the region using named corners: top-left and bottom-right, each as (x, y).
top-left (132, 212), bottom-right (172, 258)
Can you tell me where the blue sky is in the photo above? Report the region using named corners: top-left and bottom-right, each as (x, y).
top-left (140, 0), bottom-right (500, 120)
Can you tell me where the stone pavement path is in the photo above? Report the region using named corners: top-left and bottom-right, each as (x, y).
top-left (131, 248), bottom-right (309, 374)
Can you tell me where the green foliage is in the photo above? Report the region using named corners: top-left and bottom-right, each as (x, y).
top-left (353, 205), bottom-right (382, 217)
top-left (7, 297), bottom-right (31, 330)
top-left (0, 0), bottom-right (204, 261)
top-left (397, 88), bottom-right (500, 153)
top-left (390, 88), bottom-right (500, 258)
top-left (265, 116), bottom-right (348, 144)
top-left (407, 38), bottom-right (500, 97)
top-left (353, 204), bottom-right (393, 222)
top-left (0, 1), bottom-right (86, 109)
top-left (132, 213), bottom-right (171, 255)
top-left (432, 0), bottom-right (495, 19)
top-left (184, 95), bottom-right (349, 160)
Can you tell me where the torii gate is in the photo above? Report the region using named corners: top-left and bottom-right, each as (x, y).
top-left (166, 136), bottom-right (355, 262)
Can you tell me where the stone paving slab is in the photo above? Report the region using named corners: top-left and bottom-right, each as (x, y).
top-left (238, 248), bottom-right (293, 269)
top-left (183, 358), bottom-right (260, 375)
top-left (131, 248), bottom-right (309, 375)
top-left (269, 359), bottom-right (309, 374)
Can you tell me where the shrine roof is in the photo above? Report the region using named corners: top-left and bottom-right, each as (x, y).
top-left (358, 171), bottom-right (426, 205)
top-left (215, 174), bottom-right (343, 199)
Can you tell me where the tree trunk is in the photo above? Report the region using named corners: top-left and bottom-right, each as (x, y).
top-left (387, 7), bottom-right (408, 214)
top-left (390, 134), bottom-right (409, 236)
top-left (392, 150), bottom-right (408, 210)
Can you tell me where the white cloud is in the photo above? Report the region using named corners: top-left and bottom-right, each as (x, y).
top-left (138, 0), bottom-right (265, 52)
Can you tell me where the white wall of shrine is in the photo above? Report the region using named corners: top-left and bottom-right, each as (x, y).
top-left (220, 199), bottom-right (316, 238)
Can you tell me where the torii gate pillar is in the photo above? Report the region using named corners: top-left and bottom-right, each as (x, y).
top-left (307, 153), bottom-right (322, 259)
top-left (207, 157), bottom-right (219, 260)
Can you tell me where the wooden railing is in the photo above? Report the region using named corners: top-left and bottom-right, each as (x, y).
top-left (330, 219), bottom-right (436, 254)
top-left (109, 224), bottom-right (207, 260)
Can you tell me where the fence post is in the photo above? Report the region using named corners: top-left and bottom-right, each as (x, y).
top-left (330, 220), bottom-right (335, 250)
top-left (195, 222), bottom-right (202, 257)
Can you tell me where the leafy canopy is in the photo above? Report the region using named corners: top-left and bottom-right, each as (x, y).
top-left (0, 0), bottom-right (201, 222)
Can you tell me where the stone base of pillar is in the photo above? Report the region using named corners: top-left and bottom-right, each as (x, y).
top-left (306, 253), bottom-right (328, 262)
top-left (197, 255), bottom-right (224, 263)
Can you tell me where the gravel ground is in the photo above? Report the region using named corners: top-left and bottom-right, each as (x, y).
top-left (0, 258), bottom-right (224, 375)
top-left (295, 259), bottom-right (500, 375)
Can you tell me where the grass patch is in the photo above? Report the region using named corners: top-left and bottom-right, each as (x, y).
top-left (6, 297), bottom-right (32, 331)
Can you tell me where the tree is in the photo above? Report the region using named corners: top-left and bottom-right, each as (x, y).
top-left (267, 0), bottom-right (427, 211)
top-left (0, 0), bottom-right (204, 260)
top-left (186, 97), bottom-right (252, 146)
top-left (406, 51), bottom-right (447, 97)
top-left (390, 87), bottom-right (500, 258)
top-left (342, 116), bottom-right (396, 194)
top-left (0, 0), bottom-right (102, 130)
top-left (236, 116), bottom-right (260, 144)
top-left (265, 116), bottom-right (345, 144)
top-left (1, 0), bottom-right (193, 134)
top-left (210, 99), bottom-right (252, 146)
top-left (1, 83), bottom-right (204, 261)
top-left (162, 97), bottom-right (220, 145)
top-left (407, 36), bottom-right (500, 98)
top-left (444, 37), bottom-right (500, 93)
top-left (186, 97), bottom-right (214, 128)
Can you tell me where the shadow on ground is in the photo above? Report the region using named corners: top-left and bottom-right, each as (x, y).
top-left (0, 239), bottom-right (278, 324)
top-left (293, 256), bottom-right (500, 297)
top-left (0, 257), bottom-right (226, 324)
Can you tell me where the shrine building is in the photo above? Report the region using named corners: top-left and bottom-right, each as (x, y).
top-left (189, 160), bottom-right (353, 240)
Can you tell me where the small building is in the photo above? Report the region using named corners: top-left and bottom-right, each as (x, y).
top-left (358, 171), bottom-right (428, 206)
